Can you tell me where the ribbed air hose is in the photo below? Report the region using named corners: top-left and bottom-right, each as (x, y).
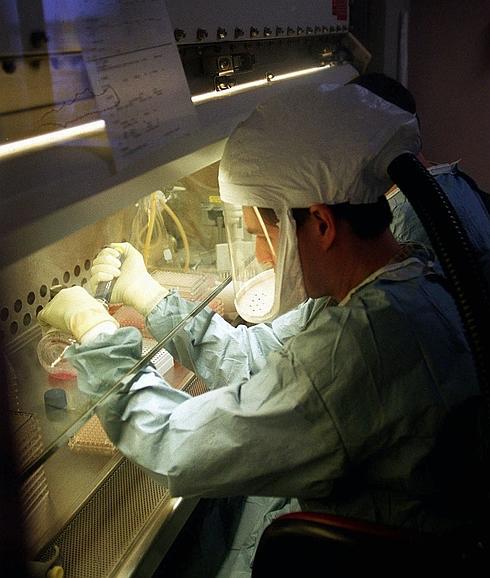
top-left (387, 153), bottom-right (490, 429)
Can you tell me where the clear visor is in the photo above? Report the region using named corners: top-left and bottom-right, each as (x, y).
top-left (223, 204), bottom-right (280, 323)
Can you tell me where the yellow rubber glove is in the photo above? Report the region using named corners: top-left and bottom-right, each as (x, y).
top-left (87, 242), bottom-right (169, 317)
top-left (37, 286), bottom-right (119, 342)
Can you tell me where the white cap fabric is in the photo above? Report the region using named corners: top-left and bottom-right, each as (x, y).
top-left (219, 83), bottom-right (421, 209)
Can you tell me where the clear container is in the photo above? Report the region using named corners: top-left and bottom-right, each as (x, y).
top-left (36, 330), bottom-right (78, 380)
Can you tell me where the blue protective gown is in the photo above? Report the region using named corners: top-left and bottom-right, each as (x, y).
top-left (388, 162), bottom-right (490, 281)
top-left (66, 245), bottom-right (480, 577)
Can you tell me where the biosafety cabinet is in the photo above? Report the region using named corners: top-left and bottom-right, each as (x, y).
top-left (0, 2), bottom-right (368, 576)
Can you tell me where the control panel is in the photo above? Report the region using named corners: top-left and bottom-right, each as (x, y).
top-left (166, 0), bottom-right (349, 44)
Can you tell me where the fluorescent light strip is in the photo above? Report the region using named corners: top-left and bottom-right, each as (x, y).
top-left (0, 119), bottom-right (106, 160)
top-left (192, 78), bottom-right (267, 103)
top-left (192, 64), bottom-right (331, 104)
top-left (0, 64), bottom-right (329, 159)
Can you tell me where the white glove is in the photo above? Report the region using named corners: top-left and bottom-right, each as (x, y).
top-left (87, 242), bottom-right (169, 317)
top-left (37, 286), bottom-right (119, 342)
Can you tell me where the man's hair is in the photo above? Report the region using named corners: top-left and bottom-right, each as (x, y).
top-left (292, 196), bottom-right (393, 239)
top-left (347, 72), bottom-right (417, 115)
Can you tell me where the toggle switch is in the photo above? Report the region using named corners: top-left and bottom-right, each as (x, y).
top-left (174, 28), bottom-right (186, 42)
top-left (196, 28), bottom-right (208, 41)
top-left (217, 27), bottom-right (227, 39)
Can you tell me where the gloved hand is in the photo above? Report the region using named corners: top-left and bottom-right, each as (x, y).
top-left (87, 242), bottom-right (169, 317)
top-left (37, 286), bottom-right (119, 342)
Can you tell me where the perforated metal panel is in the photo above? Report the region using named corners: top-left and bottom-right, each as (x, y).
top-left (182, 375), bottom-right (209, 397)
top-left (0, 204), bottom-right (135, 344)
top-left (38, 458), bottom-right (171, 578)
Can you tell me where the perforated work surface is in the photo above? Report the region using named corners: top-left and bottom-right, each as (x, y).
top-left (38, 376), bottom-right (209, 576)
top-left (182, 375), bottom-right (209, 397)
top-left (38, 459), bottom-right (170, 578)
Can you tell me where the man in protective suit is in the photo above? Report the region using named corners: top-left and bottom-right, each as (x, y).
top-left (38, 83), bottom-right (480, 577)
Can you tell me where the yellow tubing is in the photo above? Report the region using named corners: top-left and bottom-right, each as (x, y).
top-left (162, 201), bottom-right (191, 272)
top-left (143, 191), bottom-right (158, 266)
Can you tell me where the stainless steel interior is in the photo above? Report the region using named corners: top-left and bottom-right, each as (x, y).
top-left (2, 180), bottom-right (216, 576)
top-left (0, 4), bottom-right (361, 571)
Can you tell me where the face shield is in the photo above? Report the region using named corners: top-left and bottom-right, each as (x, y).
top-left (219, 83), bottom-right (422, 323)
top-left (223, 203), bottom-right (307, 324)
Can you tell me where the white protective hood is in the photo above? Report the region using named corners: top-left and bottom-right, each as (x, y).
top-left (218, 83), bottom-right (421, 322)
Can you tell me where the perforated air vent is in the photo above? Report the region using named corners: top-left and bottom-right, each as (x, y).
top-left (0, 260), bottom-right (92, 342)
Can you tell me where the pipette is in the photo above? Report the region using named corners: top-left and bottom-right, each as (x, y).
top-left (93, 252), bottom-right (125, 307)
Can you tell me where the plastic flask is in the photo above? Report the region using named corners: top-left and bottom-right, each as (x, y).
top-left (37, 285), bottom-right (77, 380)
top-left (36, 329), bottom-right (78, 380)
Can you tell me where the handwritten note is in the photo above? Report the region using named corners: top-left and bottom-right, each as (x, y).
top-left (76, 0), bottom-right (197, 170)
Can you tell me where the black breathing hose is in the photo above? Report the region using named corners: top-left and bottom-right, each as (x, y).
top-left (387, 153), bottom-right (490, 430)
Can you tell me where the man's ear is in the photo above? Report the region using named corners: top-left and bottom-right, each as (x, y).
top-left (309, 204), bottom-right (336, 249)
